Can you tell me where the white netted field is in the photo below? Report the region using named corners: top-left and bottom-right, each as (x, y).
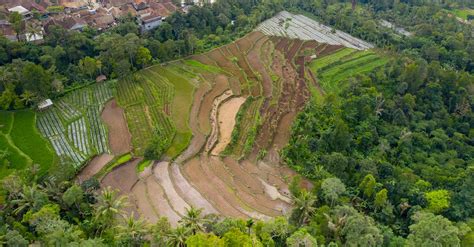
top-left (256, 11), bottom-right (374, 50)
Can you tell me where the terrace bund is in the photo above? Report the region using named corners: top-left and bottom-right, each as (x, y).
top-left (38, 11), bottom-right (374, 224)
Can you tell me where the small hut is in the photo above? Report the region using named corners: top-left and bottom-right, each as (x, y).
top-left (96, 75), bottom-right (107, 83)
top-left (38, 99), bottom-right (53, 111)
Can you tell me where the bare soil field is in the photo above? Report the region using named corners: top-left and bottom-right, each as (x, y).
top-left (170, 163), bottom-right (218, 215)
top-left (101, 100), bottom-right (132, 155)
top-left (212, 97), bottom-right (246, 155)
top-left (153, 161), bottom-right (190, 215)
top-left (183, 157), bottom-right (246, 218)
top-left (101, 158), bottom-right (140, 192)
top-left (76, 154), bottom-right (114, 182)
top-left (205, 90), bottom-right (233, 152)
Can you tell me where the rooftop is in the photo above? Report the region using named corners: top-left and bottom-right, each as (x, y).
top-left (8, 6), bottom-right (30, 14)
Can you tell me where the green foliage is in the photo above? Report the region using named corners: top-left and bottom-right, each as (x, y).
top-left (425, 190), bottom-right (451, 214)
top-left (8, 111), bottom-right (56, 176)
top-left (222, 228), bottom-right (263, 247)
top-left (321, 177), bottom-right (346, 206)
top-left (186, 233), bottom-right (224, 247)
top-left (359, 174), bottom-right (377, 198)
top-left (374, 189), bottom-right (389, 209)
top-left (406, 212), bottom-right (461, 247)
top-left (286, 228), bottom-right (317, 247)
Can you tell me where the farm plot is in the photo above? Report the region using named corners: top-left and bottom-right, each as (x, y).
top-left (37, 82), bottom-right (114, 168)
top-left (0, 110), bottom-right (56, 178)
top-left (310, 49), bottom-right (388, 93)
top-left (117, 65), bottom-right (196, 158)
top-left (256, 11), bottom-right (374, 50)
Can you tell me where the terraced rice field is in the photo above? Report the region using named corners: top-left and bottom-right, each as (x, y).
top-left (36, 82), bottom-right (113, 168)
top-left (99, 12), bottom-right (385, 223)
top-left (0, 110), bottom-right (57, 178)
top-left (309, 48), bottom-right (388, 93)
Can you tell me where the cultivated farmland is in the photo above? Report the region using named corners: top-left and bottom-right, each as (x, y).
top-left (0, 110), bottom-right (56, 178)
top-left (309, 48), bottom-right (388, 93)
top-left (37, 82), bottom-right (113, 168)
top-left (95, 11), bottom-right (386, 224)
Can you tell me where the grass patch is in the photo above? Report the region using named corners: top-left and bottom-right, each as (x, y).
top-left (95, 153), bottom-right (132, 179)
top-left (0, 110), bottom-right (57, 179)
top-left (165, 131), bottom-right (193, 158)
top-left (0, 134), bottom-right (30, 178)
top-left (451, 8), bottom-right (474, 20)
top-left (0, 111), bottom-right (13, 134)
top-left (9, 111), bottom-right (57, 176)
top-left (137, 159), bottom-right (153, 173)
top-left (184, 60), bottom-right (224, 74)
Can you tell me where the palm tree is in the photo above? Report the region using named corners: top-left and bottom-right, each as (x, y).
top-left (293, 190), bottom-right (316, 226)
top-left (25, 21), bottom-right (43, 42)
top-left (11, 184), bottom-right (44, 215)
top-left (179, 206), bottom-right (207, 234)
top-left (20, 90), bottom-right (36, 107)
top-left (93, 187), bottom-right (128, 235)
top-left (116, 213), bottom-right (149, 246)
top-left (40, 178), bottom-right (65, 202)
top-left (165, 226), bottom-right (189, 247)
top-left (246, 219), bottom-right (254, 235)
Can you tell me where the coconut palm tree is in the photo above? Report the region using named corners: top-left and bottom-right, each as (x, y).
top-left (165, 226), bottom-right (189, 247)
top-left (116, 213), bottom-right (149, 246)
top-left (11, 184), bottom-right (47, 215)
top-left (93, 187), bottom-right (128, 236)
top-left (25, 21), bottom-right (43, 42)
top-left (293, 190), bottom-right (316, 226)
top-left (20, 90), bottom-right (36, 107)
top-left (180, 206), bottom-right (207, 234)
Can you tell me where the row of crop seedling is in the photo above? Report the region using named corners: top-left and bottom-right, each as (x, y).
top-left (37, 82), bottom-right (113, 167)
top-left (67, 117), bottom-right (91, 155)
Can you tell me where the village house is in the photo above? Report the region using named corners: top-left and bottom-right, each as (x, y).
top-left (8, 6), bottom-right (32, 19)
top-left (138, 13), bottom-right (162, 32)
top-left (0, 20), bottom-right (17, 41)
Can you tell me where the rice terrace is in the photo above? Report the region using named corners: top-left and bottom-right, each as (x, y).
top-left (2, 11), bottom-right (387, 224)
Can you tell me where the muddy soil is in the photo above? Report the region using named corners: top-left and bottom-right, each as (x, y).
top-left (212, 97), bottom-right (246, 155)
top-left (76, 154), bottom-right (114, 182)
top-left (101, 100), bottom-right (132, 155)
top-left (205, 90), bottom-right (233, 152)
top-left (101, 158), bottom-right (140, 192)
top-left (183, 157), bottom-right (246, 218)
top-left (170, 163), bottom-right (218, 215)
top-left (153, 162), bottom-right (190, 215)
top-left (198, 75), bottom-right (230, 135)
top-left (143, 175), bottom-right (181, 226)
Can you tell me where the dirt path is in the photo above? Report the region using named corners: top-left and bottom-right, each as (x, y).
top-left (212, 97), bottom-right (246, 155)
top-left (101, 100), bottom-right (132, 155)
top-left (76, 154), bottom-right (114, 182)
